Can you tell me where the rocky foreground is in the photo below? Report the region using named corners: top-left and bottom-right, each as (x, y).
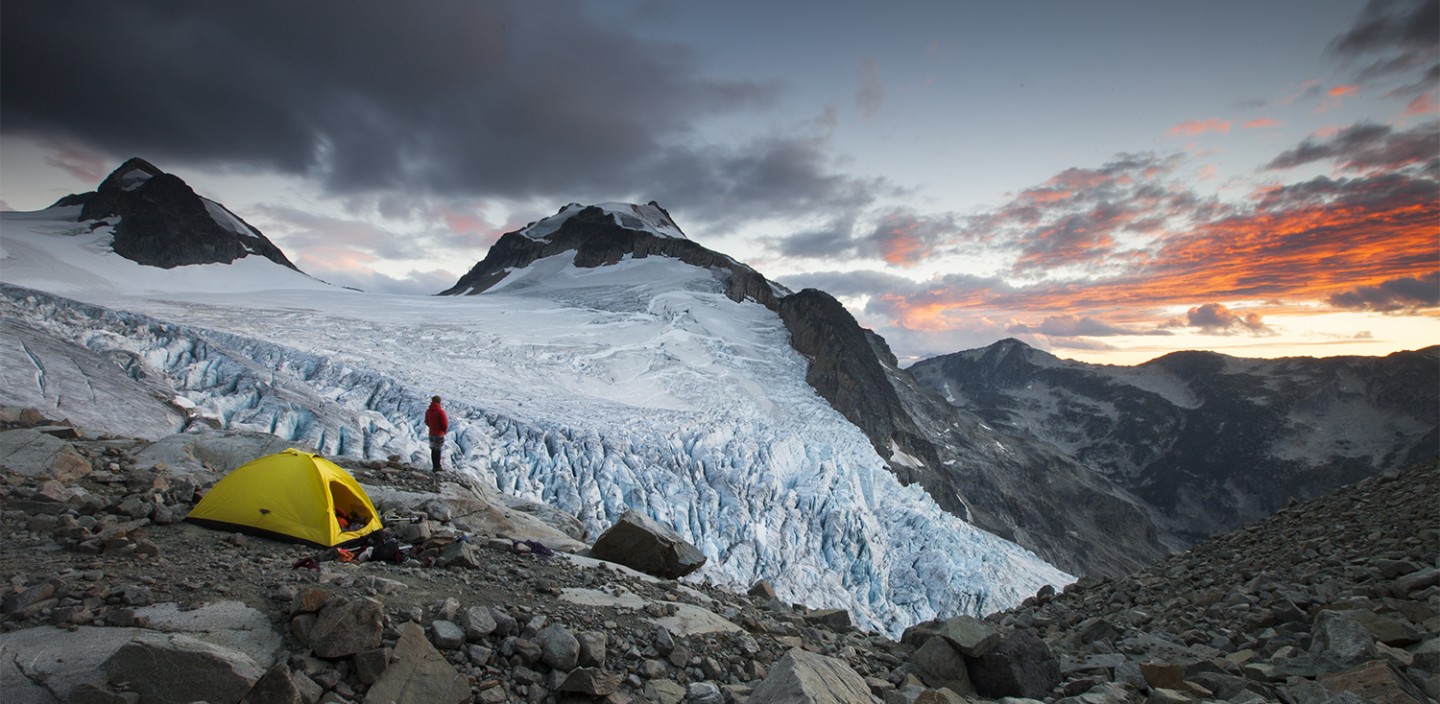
top-left (0, 411), bottom-right (1435, 704)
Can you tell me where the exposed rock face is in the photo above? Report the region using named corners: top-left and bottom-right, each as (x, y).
top-left (103, 632), bottom-right (265, 704)
top-left (363, 622), bottom-right (470, 704)
top-left (747, 647), bottom-right (873, 703)
top-left (909, 338), bottom-right (1440, 549)
top-left (588, 508), bottom-right (707, 579)
top-left (52, 158), bottom-right (299, 271)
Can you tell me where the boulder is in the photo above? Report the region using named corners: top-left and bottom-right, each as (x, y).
top-left (803, 608), bottom-right (853, 631)
top-left (437, 540), bottom-right (482, 569)
top-left (1311, 611), bottom-right (1379, 673)
top-left (133, 600), bottom-right (283, 665)
top-left (0, 429), bottom-right (91, 480)
top-left (363, 622), bottom-right (470, 704)
top-left (0, 626), bottom-right (154, 703)
top-left (910, 636), bottom-right (974, 694)
top-left (644, 679), bottom-right (689, 704)
top-left (557, 668), bottom-right (622, 697)
top-left (462, 604), bottom-right (498, 640)
top-left (967, 630), bottom-right (1061, 700)
top-left (246, 663), bottom-right (304, 704)
top-left (353, 647), bottom-right (391, 686)
top-left (1317, 659), bottom-right (1429, 704)
top-left (749, 580), bottom-right (779, 601)
top-left (537, 623), bottom-right (580, 670)
top-left (748, 647), bottom-right (873, 703)
top-left (103, 633), bottom-right (264, 704)
top-left (308, 597), bottom-right (385, 658)
top-left (935, 615), bottom-right (1002, 657)
top-left (576, 630), bottom-right (608, 668)
top-left (430, 620), bottom-right (465, 650)
top-left (588, 509), bottom-right (707, 579)
top-left (687, 681), bottom-right (725, 704)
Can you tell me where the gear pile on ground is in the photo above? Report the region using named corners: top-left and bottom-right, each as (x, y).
top-left (0, 408), bottom-right (1435, 704)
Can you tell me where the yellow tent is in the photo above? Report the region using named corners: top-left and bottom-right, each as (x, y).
top-left (186, 448), bottom-right (382, 547)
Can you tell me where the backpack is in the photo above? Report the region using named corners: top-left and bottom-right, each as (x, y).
top-left (364, 529), bottom-right (403, 563)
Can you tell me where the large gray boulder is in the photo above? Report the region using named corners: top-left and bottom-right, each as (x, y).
top-left (0, 429), bottom-right (91, 480)
top-left (308, 597), bottom-right (385, 658)
top-left (748, 648), bottom-right (873, 703)
top-left (911, 637), bottom-right (974, 694)
top-left (537, 623), bottom-right (581, 671)
top-left (1310, 610), bottom-right (1379, 673)
top-left (588, 509), bottom-right (707, 579)
top-left (967, 630), bottom-right (1061, 699)
top-left (935, 615), bottom-right (1002, 657)
top-left (363, 622), bottom-right (470, 704)
top-left (0, 626), bottom-right (151, 704)
top-left (103, 632), bottom-right (265, 704)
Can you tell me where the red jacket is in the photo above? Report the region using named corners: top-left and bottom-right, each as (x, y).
top-left (425, 402), bottom-right (448, 436)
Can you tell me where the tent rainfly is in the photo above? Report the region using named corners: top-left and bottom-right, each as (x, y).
top-left (186, 448), bottom-right (382, 547)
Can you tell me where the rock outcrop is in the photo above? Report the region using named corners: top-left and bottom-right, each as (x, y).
top-left (588, 508), bottom-right (707, 579)
top-left (51, 157), bottom-right (299, 271)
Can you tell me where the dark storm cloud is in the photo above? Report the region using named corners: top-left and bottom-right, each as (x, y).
top-left (1164, 303), bottom-right (1274, 335)
top-left (1329, 272), bottom-right (1440, 311)
top-left (1265, 122), bottom-right (1440, 173)
top-left (777, 269), bottom-right (921, 300)
top-left (644, 135), bottom-right (893, 230)
top-left (775, 219), bottom-right (861, 260)
top-left (1327, 0), bottom-right (1440, 87)
top-left (1, 1), bottom-right (821, 209)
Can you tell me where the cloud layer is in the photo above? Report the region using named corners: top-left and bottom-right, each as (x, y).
top-left (1, 1), bottom-right (879, 229)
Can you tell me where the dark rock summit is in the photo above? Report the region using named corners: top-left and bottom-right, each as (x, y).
top-left (52, 157), bottom-right (299, 271)
top-left (440, 203), bottom-right (776, 307)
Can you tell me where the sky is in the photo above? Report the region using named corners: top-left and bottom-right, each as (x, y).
top-left (1, 0), bottom-right (1436, 365)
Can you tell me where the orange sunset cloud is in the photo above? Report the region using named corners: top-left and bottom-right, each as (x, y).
top-left (1168, 118), bottom-right (1232, 136)
top-left (881, 173), bottom-right (1437, 332)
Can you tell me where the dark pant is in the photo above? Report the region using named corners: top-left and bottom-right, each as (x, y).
top-left (428, 435), bottom-right (444, 471)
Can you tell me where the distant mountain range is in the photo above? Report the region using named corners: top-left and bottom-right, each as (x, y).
top-left (13, 158), bottom-right (1438, 588)
top-left (910, 339), bottom-right (1438, 549)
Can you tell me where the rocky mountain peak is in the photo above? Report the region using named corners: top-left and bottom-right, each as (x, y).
top-left (439, 201), bottom-right (775, 306)
top-left (50, 158), bottom-right (299, 271)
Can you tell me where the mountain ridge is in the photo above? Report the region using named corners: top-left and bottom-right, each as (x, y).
top-left (910, 337), bottom-right (1439, 550)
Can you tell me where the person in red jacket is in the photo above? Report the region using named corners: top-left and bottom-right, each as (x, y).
top-left (424, 395), bottom-right (448, 472)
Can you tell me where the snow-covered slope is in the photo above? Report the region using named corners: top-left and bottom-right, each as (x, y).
top-left (0, 206), bottom-right (1070, 635)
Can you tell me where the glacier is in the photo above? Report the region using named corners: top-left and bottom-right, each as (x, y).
top-left (0, 207), bottom-right (1071, 635)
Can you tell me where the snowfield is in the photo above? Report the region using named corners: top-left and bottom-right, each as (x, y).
top-left (0, 207), bottom-right (1070, 635)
